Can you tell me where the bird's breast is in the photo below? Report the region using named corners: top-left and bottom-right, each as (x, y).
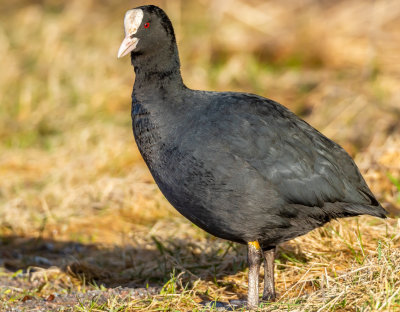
top-left (131, 102), bottom-right (164, 167)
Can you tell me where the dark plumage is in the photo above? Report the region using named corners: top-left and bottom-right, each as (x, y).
top-left (118, 5), bottom-right (387, 308)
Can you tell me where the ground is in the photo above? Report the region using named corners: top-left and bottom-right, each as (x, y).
top-left (0, 0), bottom-right (400, 311)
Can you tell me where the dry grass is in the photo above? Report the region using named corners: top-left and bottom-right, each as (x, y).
top-left (0, 0), bottom-right (400, 311)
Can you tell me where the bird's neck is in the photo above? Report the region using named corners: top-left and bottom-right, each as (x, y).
top-left (131, 45), bottom-right (185, 92)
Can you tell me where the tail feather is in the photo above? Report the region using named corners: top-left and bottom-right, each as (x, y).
top-left (344, 203), bottom-right (388, 219)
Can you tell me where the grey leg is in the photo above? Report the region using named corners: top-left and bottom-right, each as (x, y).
top-left (262, 247), bottom-right (276, 301)
top-left (247, 241), bottom-right (262, 309)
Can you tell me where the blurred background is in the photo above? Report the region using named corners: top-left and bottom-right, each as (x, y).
top-left (0, 0), bottom-right (400, 308)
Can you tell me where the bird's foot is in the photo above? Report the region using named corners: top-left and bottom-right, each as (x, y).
top-left (229, 299), bottom-right (257, 310)
top-left (261, 292), bottom-right (278, 302)
top-left (200, 300), bottom-right (227, 311)
top-left (201, 300), bottom-right (251, 311)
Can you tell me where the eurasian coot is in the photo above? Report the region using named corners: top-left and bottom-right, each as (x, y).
top-left (117, 5), bottom-right (387, 309)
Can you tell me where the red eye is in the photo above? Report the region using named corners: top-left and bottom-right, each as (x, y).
top-left (144, 22), bottom-right (150, 29)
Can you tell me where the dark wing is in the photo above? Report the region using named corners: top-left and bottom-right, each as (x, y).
top-left (195, 92), bottom-right (385, 216)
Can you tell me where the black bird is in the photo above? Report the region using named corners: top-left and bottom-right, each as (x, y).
top-left (118, 5), bottom-right (387, 309)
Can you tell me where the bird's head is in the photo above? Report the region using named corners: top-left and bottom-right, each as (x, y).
top-left (117, 5), bottom-right (176, 59)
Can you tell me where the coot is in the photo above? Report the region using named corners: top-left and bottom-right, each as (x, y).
top-left (118, 5), bottom-right (387, 309)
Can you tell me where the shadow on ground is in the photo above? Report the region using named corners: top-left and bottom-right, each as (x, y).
top-left (0, 235), bottom-right (253, 290)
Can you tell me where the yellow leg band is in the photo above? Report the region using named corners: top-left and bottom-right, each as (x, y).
top-left (248, 240), bottom-right (261, 250)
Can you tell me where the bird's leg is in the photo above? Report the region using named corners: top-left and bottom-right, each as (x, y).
top-left (262, 247), bottom-right (276, 301)
top-left (247, 241), bottom-right (262, 309)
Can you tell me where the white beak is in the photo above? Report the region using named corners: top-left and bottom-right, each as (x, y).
top-left (118, 9), bottom-right (143, 58)
top-left (118, 36), bottom-right (139, 58)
